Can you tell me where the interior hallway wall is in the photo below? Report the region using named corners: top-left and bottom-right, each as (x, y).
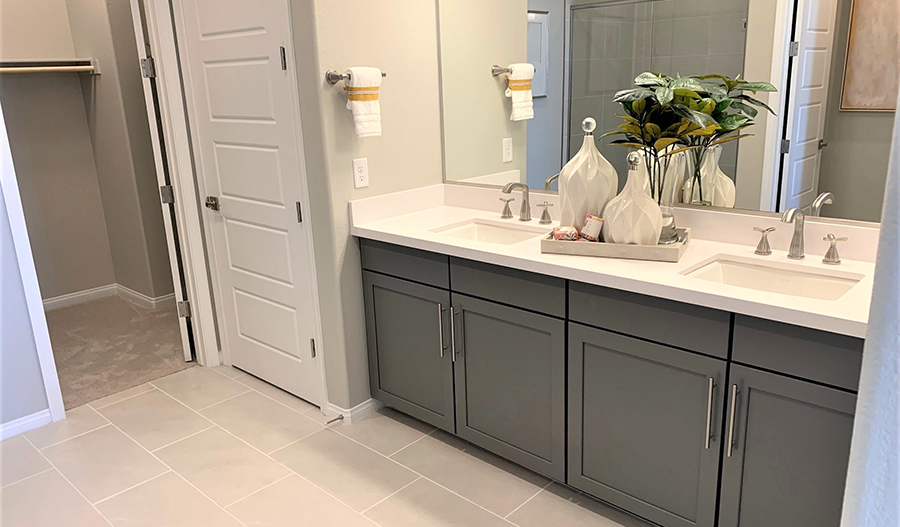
top-left (67, 0), bottom-right (174, 299)
top-left (818, 0), bottom-right (894, 222)
top-left (1, 111), bottom-right (50, 427)
top-left (290, 0), bottom-right (445, 409)
top-left (0, 0), bottom-right (117, 299)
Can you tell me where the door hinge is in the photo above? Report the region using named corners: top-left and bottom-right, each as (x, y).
top-left (159, 185), bottom-right (174, 204)
top-left (280, 46), bottom-right (287, 71)
top-left (789, 41), bottom-right (800, 57)
top-left (310, 338), bottom-right (316, 358)
top-left (296, 202), bottom-right (303, 223)
top-left (176, 300), bottom-right (192, 318)
top-left (781, 139), bottom-right (791, 154)
top-left (140, 57), bottom-right (156, 78)
top-left (205, 196), bottom-right (220, 211)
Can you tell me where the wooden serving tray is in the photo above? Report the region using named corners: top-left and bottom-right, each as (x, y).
top-left (541, 228), bottom-right (691, 263)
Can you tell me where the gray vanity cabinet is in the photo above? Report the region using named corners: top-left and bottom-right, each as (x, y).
top-left (451, 293), bottom-right (566, 480)
top-left (718, 364), bottom-right (856, 527)
top-left (362, 271), bottom-right (455, 433)
top-left (568, 322), bottom-right (726, 527)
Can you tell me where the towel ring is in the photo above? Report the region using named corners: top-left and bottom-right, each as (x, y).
top-left (491, 65), bottom-right (513, 77)
top-left (325, 69), bottom-right (387, 85)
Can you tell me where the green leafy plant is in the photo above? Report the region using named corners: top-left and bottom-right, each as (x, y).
top-left (605, 72), bottom-right (778, 204)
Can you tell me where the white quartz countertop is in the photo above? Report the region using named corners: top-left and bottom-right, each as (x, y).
top-left (351, 199), bottom-right (874, 339)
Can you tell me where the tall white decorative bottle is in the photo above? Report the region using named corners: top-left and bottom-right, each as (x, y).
top-left (602, 152), bottom-right (664, 245)
top-left (559, 118), bottom-right (618, 231)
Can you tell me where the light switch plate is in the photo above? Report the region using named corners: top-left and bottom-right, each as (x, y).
top-left (353, 158), bottom-right (369, 189)
top-left (503, 138), bottom-right (513, 163)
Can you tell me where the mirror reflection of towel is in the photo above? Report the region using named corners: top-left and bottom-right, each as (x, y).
top-left (505, 63), bottom-right (535, 121)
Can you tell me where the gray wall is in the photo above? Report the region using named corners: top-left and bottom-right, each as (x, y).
top-left (0, 76), bottom-right (117, 298)
top-left (290, 0), bottom-right (445, 409)
top-left (818, 0), bottom-right (893, 223)
top-left (1, 182), bottom-right (49, 424)
top-left (68, 0), bottom-right (174, 298)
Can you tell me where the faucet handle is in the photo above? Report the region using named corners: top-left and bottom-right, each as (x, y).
top-left (499, 198), bottom-right (515, 219)
top-left (537, 201), bottom-right (554, 225)
top-left (822, 234), bottom-right (847, 265)
top-left (753, 227), bottom-right (775, 256)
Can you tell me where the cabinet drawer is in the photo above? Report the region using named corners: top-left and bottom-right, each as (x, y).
top-left (360, 238), bottom-right (449, 289)
top-left (732, 315), bottom-right (864, 391)
top-left (569, 282), bottom-right (730, 358)
top-left (450, 257), bottom-right (565, 318)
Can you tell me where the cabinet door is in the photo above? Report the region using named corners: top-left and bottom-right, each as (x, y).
top-left (452, 294), bottom-right (566, 480)
top-left (719, 365), bottom-right (855, 527)
top-left (363, 271), bottom-right (454, 432)
top-left (568, 323), bottom-right (726, 527)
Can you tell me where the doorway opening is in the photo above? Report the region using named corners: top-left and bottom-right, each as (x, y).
top-left (0, 0), bottom-right (194, 409)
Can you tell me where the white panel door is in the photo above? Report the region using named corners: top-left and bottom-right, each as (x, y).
top-left (177, 0), bottom-right (322, 404)
top-left (781, 0), bottom-right (839, 212)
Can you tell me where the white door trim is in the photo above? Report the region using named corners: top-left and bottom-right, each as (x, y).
top-left (134, 0), bottom-right (221, 366)
top-left (162, 0), bottom-right (329, 408)
top-left (0, 106), bottom-right (65, 423)
top-left (758, 0), bottom-right (795, 212)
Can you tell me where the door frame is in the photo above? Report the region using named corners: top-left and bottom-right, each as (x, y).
top-left (130, 0), bottom-right (220, 366)
top-left (143, 0), bottom-right (330, 406)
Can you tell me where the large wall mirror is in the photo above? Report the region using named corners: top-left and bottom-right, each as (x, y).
top-left (437, 0), bottom-right (897, 223)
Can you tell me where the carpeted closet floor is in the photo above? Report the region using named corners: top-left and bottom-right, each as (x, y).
top-left (45, 295), bottom-right (193, 409)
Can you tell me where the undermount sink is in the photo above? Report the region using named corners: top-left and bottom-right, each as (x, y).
top-left (681, 255), bottom-right (864, 301)
top-left (431, 219), bottom-right (548, 245)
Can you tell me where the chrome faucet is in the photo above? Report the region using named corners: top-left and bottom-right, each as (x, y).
top-left (781, 208), bottom-right (805, 259)
top-left (544, 172), bottom-right (560, 191)
top-left (811, 192), bottom-right (835, 217)
top-left (502, 182), bottom-right (531, 221)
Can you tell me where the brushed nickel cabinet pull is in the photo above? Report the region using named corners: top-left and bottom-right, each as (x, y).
top-left (727, 384), bottom-right (739, 458)
top-left (705, 377), bottom-right (716, 449)
top-left (449, 308), bottom-right (457, 362)
top-left (438, 303), bottom-right (445, 358)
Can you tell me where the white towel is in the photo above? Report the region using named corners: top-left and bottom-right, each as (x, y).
top-left (505, 63), bottom-right (535, 121)
top-left (344, 67), bottom-right (382, 138)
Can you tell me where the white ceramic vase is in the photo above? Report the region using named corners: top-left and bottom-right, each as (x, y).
top-left (683, 145), bottom-right (722, 206)
top-left (602, 152), bottom-right (663, 245)
top-left (682, 145), bottom-right (736, 208)
top-left (559, 118), bottom-right (618, 231)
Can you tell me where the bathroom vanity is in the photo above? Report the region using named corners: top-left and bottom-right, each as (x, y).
top-left (351, 185), bottom-right (875, 527)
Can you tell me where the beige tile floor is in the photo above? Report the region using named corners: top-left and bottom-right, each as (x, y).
top-left (0, 366), bottom-right (651, 527)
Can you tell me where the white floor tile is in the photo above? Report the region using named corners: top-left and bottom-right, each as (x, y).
top-left (0, 469), bottom-right (109, 527)
top-left (25, 405), bottom-right (109, 449)
top-left (228, 474), bottom-right (376, 527)
top-left (366, 478), bottom-right (512, 527)
top-left (201, 391), bottom-right (322, 453)
top-left (97, 390), bottom-right (213, 451)
top-left (152, 368), bottom-right (249, 411)
top-left (96, 471), bottom-right (243, 527)
top-left (42, 425), bottom-right (167, 503)
top-left (155, 426), bottom-right (289, 507)
top-left (0, 435), bottom-right (51, 487)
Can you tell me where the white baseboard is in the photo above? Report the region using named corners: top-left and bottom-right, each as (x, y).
top-left (43, 284), bottom-right (118, 310)
top-left (0, 409), bottom-right (52, 441)
top-left (116, 285), bottom-right (176, 310)
top-left (43, 284), bottom-right (176, 311)
top-left (324, 398), bottom-right (383, 424)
